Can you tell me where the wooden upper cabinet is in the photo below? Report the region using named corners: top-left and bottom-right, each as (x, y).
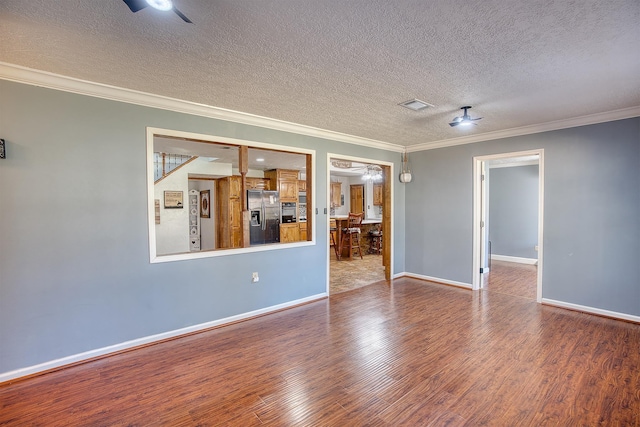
top-left (265, 169), bottom-right (299, 203)
top-left (278, 170), bottom-right (299, 180)
top-left (373, 184), bottom-right (383, 206)
top-left (246, 177), bottom-right (270, 190)
top-left (330, 182), bottom-right (341, 207)
top-left (279, 180), bottom-right (298, 201)
top-left (298, 180), bottom-right (307, 192)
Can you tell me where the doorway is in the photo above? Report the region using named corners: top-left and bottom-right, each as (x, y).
top-left (350, 185), bottom-right (364, 214)
top-left (327, 154), bottom-right (393, 295)
top-left (472, 149), bottom-right (544, 302)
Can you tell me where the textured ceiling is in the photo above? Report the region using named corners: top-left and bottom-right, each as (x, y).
top-left (1, 0), bottom-right (639, 149)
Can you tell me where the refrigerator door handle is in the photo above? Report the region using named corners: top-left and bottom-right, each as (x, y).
top-left (261, 199), bottom-right (266, 231)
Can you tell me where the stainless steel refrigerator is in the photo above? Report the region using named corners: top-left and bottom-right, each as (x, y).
top-left (247, 190), bottom-right (280, 245)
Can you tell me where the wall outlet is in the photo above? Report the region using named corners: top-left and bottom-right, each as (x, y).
top-left (251, 272), bottom-right (259, 283)
top-left (534, 245), bottom-right (539, 251)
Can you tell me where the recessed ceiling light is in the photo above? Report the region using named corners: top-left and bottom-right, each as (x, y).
top-left (256, 158), bottom-right (265, 162)
top-left (398, 99), bottom-right (434, 111)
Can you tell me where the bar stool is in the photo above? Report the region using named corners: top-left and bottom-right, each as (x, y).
top-left (339, 212), bottom-right (363, 260)
top-left (329, 219), bottom-right (340, 260)
top-left (369, 229), bottom-right (382, 254)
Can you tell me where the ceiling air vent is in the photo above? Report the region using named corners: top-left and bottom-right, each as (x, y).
top-left (398, 99), bottom-right (434, 111)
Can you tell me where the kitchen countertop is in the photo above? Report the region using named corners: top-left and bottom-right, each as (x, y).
top-left (330, 216), bottom-right (381, 225)
top-left (362, 219), bottom-right (382, 224)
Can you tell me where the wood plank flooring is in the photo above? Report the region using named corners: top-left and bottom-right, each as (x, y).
top-left (483, 260), bottom-right (537, 300)
top-left (1, 278), bottom-right (639, 426)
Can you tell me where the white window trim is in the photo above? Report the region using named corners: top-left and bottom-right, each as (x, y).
top-left (147, 127), bottom-right (316, 263)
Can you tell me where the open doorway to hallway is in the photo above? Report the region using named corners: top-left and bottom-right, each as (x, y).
top-left (482, 260), bottom-right (537, 300)
top-left (328, 154), bottom-right (393, 294)
top-left (473, 150), bottom-right (544, 301)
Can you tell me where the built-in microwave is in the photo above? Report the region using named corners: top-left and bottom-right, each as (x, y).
top-left (298, 192), bottom-right (306, 204)
top-left (281, 202), bottom-right (297, 223)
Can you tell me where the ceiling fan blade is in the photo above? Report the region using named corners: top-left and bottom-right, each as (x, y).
top-left (173, 7), bottom-right (193, 23)
top-left (123, 0), bottom-right (148, 13)
top-left (449, 121), bottom-right (460, 127)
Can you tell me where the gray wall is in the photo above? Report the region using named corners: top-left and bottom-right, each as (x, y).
top-left (405, 117), bottom-right (639, 316)
top-left (0, 80), bottom-right (405, 375)
top-left (488, 165), bottom-right (539, 259)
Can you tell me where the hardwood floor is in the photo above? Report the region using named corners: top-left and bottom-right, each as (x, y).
top-left (1, 278), bottom-right (639, 426)
top-left (482, 260), bottom-right (537, 300)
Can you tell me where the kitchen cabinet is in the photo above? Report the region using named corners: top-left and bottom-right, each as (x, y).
top-left (216, 176), bottom-right (243, 249)
top-left (299, 221), bottom-right (307, 241)
top-left (280, 223), bottom-right (300, 243)
top-left (246, 177), bottom-right (270, 190)
top-left (298, 180), bottom-right (307, 192)
top-left (373, 184), bottom-right (383, 206)
top-left (330, 182), bottom-right (341, 207)
top-left (265, 169), bottom-right (299, 203)
top-left (279, 180), bottom-right (298, 201)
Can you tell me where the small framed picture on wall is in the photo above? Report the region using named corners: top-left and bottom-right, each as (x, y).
top-left (164, 191), bottom-right (183, 209)
top-left (200, 190), bottom-right (210, 218)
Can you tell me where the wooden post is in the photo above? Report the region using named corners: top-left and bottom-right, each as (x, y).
top-left (239, 146), bottom-right (250, 248)
top-left (382, 165), bottom-right (391, 281)
top-left (306, 154), bottom-right (313, 241)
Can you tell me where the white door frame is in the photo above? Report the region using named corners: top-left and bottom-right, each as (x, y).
top-left (472, 149), bottom-right (544, 302)
top-left (326, 153), bottom-right (394, 295)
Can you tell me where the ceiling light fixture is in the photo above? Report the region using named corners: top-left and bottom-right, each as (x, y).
top-left (399, 150), bottom-right (412, 183)
top-left (362, 165), bottom-right (383, 182)
top-left (146, 0), bottom-right (173, 11)
top-left (123, 0), bottom-right (193, 23)
top-left (331, 160), bottom-right (353, 169)
top-left (449, 106), bottom-right (482, 127)
top-left (256, 158), bottom-right (265, 162)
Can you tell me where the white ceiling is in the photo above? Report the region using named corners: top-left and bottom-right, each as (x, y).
top-left (1, 0), bottom-right (639, 150)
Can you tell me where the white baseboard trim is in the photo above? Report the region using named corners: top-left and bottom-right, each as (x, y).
top-left (399, 272), bottom-right (472, 289)
top-left (542, 298), bottom-right (640, 323)
top-left (0, 293), bottom-right (327, 384)
top-left (491, 254), bottom-right (538, 265)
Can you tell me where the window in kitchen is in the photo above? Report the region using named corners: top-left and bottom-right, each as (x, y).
top-left (147, 128), bottom-right (314, 263)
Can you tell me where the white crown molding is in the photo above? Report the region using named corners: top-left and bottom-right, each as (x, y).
top-left (2, 62), bottom-right (638, 155)
top-left (0, 62), bottom-right (404, 153)
top-left (407, 105), bottom-right (640, 153)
